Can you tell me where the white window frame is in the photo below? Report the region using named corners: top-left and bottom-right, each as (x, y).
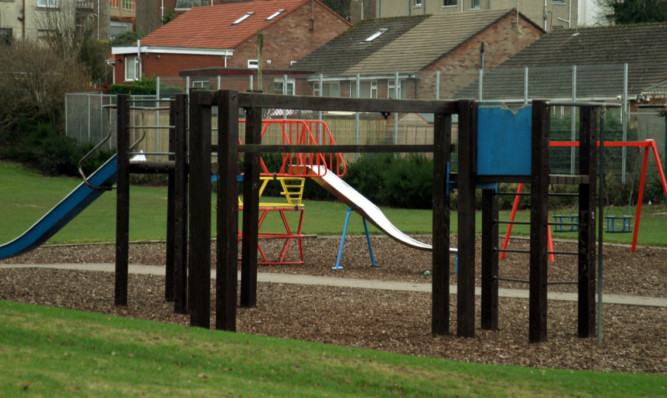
top-left (125, 56), bottom-right (139, 81)
top-left (232, 12), bottom-right (255, 26)
top-left (471, 0), bottom-right (480, 9)
top-left (265, 9), bottom-right (285, 21)
top-left (274, 78), bottom-right (295, 95)
top-left (37, 0), bottom-right (58, 8)
top-left (413, 0), bottom-right (423, 7)
top-left (388, 80), bottom-right (404, 99)
top-left (247, 59), bottom-right (259, 69)
top-left (369, 81), bottom-right (378, 99)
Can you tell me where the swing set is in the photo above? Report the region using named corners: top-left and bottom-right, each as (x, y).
top-left (502, 139), bottom-right (667, 256)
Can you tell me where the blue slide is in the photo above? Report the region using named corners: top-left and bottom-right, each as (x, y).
top-left (0, 155), bottom-right (118, 259)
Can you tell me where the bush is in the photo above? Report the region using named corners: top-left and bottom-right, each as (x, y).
top-left (0, 120), bottom-right (114, 177)
top-left (343, 154), bottom-right (434, 209)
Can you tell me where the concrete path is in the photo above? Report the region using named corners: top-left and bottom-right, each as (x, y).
top-left (4, 263), bottom-right (666, 308)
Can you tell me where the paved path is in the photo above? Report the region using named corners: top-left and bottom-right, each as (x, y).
top-left (4, 263), bottom-right (666, 308)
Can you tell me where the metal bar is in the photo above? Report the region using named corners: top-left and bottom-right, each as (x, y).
top-left (128, 125), bottom-right (174, 130)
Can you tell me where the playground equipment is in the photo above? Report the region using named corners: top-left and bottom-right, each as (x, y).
top-left (179, 91), bottom-right (605, 344)
top-left (0, 156), bottom-right (118, 259)
top-left (500, 139), bottom-right (667, 255)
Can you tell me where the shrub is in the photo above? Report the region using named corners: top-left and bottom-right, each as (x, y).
top-left (0, 120), bottom-right (113, 177)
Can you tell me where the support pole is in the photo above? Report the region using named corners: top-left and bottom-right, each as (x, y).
top-left (241, 105), bottom-right (262, 308)
top-left (457, 100), bottom-right (476, 338)
top-left (529, 100), bottom-right (550, 342)
top-left (481, 189), bottom-right (498, 330)
top-left (172, 94), bottom-right (188, 314)
top-left (578, 106), bottom-right (597, 338)
top-left (432, 111), bottom-right (452, 335)
top-left (188, 90), bottom-right (213, 328)
top-left (217, 90), bottom-right (240, 331)
top-left (115, 94), bottom-right (130, 307)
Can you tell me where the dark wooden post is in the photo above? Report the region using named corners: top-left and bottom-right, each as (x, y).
top-left (431, 111), bottom-right (452, 335)
top-left (529, 100), bottom-right (550, 342)
top-left (166, 99), bottom-right (176, 302)
top-left (456, 100), bottom-right (477, 338)
top-left (188, 90), bottom-right (213, 328)
top-left (172, 94), bottom-right (188, 314)
top-left (481, 188), bottom-right (499, 330)
top-left (578, 106), bottom-right (597, 338)
top-left (216, 90), bottom-right (240, 331)
top-left (115, 94), bottom-right (130, 307)
top-left (241, 106), bottom-right (262, 308)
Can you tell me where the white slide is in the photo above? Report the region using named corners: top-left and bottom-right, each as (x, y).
top-left (307, 165), bottom-right (434, 251)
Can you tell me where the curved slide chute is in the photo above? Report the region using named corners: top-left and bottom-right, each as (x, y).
top-left (0, 155), bottom-right (118, 259)
top-left (307, 165), bottom-right (432, 251)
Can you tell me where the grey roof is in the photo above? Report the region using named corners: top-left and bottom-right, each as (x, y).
top-left (291, 9), bottom-right (534, 76)
top-left (346, 10), bottom-right (521, 75)
top-left (290, 16), bottom-right (429, 75)
top-left (456, 23), bottom-right (667, 99)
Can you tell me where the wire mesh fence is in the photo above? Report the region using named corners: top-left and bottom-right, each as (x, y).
top-left (66, 64), bottom-right (666, 189)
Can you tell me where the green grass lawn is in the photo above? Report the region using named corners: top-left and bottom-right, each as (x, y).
top-left (1, 300), bottom-right (663, 398)
top-left (2, 161), bottom-right (665, 247)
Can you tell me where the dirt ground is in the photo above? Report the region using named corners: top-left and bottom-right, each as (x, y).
top-left (1, 236), bottom-right (665, 374)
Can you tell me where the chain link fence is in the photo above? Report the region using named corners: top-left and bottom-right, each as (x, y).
top-left (66, 64), bottom-right (666, 193)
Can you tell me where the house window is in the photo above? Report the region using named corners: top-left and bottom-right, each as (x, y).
top-left (122, 0), bottom-right (135, 10)
top-left (0, 28), bottom-right (11, 43)
top-left (192, 80), bottom-right (210, 89)
top-left (247, 59), bottom-right (259, 69)
top-left (175, 0), bottom-right (209, 9)
top-left (413, 0), bottom-right (422, 7)
top-left (37, 0), bottom-right (58, 8)
top-left (274, 79), bottom-right (295, 95)
top-left (232, 12), bottom-right (255, 26)
top-left (363, 28), bottom-right (387, 43)
top-left (110, 0), bottom-right (118, 8)
top-left (313, 81), bottom-right (340, 97)
top-left (125, 56), bottom-right (139, 81)
top-left (388, 80), bottom-right (405, 99)
top-left (266, 9), bottom-right (285, 21)
top-left (443, 0), bottom-right (457, 7)
top-left (369, 81), bottom-right (378, 99)
top-left (552, 0), bottom-right (566, 4)
top-left (471, 0), bottom-right (480, 9)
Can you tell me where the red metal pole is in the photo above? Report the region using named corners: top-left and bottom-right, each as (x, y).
top-left (500, 183), bottom-right (523, 259)
top-left (631, 147), bottom-right (650, 253)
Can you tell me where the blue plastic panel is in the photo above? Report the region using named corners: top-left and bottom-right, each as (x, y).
top-left (477, 105), bottom-right (532, 176)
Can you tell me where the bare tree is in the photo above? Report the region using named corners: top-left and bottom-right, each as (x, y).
top-left (0, 40), bottom-right (90, 132)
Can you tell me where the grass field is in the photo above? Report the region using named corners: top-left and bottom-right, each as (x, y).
top-left (1, 161), bottom-right (666, 396)
top-left (1, 300), bottom-right (663, 397)
top-left (1, 161), bottom-right (665, 246)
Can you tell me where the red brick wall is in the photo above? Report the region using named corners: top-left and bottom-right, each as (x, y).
top-left (114, 1), bottom-right (350, 85)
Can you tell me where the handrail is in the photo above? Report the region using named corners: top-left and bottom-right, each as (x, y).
top-left (78, 129), bottom-right (115, 191)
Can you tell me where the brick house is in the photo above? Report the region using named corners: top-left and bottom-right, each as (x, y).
top-left (290, 9), bottom-right (544, 100)
top-left (111, 0), bottom-right (351, 89)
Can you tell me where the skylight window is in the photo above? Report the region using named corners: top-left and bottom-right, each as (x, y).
top-left (232, 12), bottom-right (255, 26)
top-left (363, 28), bottom-right (387, 43)
top-left (266, 9), bottom-right (286, 21)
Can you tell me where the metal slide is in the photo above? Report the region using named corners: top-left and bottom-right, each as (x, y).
top-left (307, 165), bottom-right (433, 251)
top-left (0, 155), bottom-right (118, 259)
